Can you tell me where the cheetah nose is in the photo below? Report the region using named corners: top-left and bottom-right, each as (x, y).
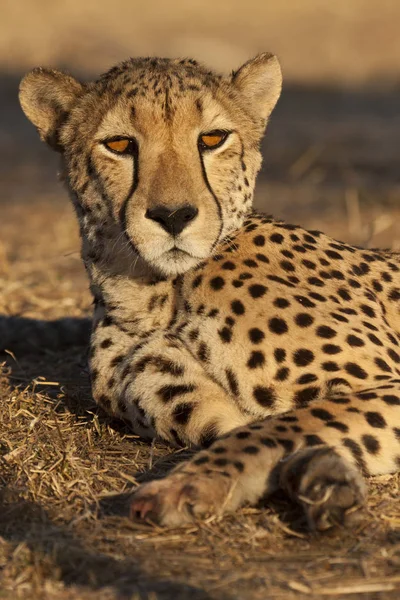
top-left (145, 204), bottom-right (199, 236)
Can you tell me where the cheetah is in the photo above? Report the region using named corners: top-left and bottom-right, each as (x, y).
top-left (19, 53), bottom-right (400, 531)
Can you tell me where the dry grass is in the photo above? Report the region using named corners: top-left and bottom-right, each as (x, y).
top-left (2, 7), bottom-right (400, 590)
top-left (0, 183), bottom-right (399, 599)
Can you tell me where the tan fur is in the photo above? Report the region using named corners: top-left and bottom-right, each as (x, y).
top-left (19, 55), bottom-right (400, 530)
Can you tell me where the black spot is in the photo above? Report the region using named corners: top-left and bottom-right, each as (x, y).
top-left (194, 455), bottom-right (209, 465)
top-left (212, 446), bottom-right (227, 454)
top-left (210, 276), bottom-right (225, 291)
top-left (360, 304), bottom-right (376, 318)
top-left (226, 368), bottom-right (239, 396)
top-left (232, 280), bottom-right (244, 288)
top-left (236, 430), bottom-right (251, 439)
top-left (331, 312), bottom-right (348, 323)
top-left (281, 249), bottom-right (294, 259)
top-left (325, 249), bottom-right (343, 260)
top-left (348, 279), bottom-right (361, 289)
top-left (368, 333), bottom-right (383, 346)
top-left (270, 233), bottom-right (284, 244)
top-left (260, 437), bottom-right (277, 448)
top-left (375, 358), bottom-right (392, 373)
top-left (365, 411), bottom-right (386, 428)
top-left (256, 253), bottom-right (269, 263)
top-left (326, 421), bottom-right (349, 433)
top-left (383, 394), bottom-right (400, 405)
top-left (389, 349), bottom-right (400, 363)
top-left (304, 234), bottom-right (317, 244)
top-left (345, 362), bottom-right (368, 379)
top-left (308, 277), bottom-right (325, 287)
top-left (305, 434), bottom-right (324, 447)
top-left (356, 391), bottom-right (377, 400)
top-left (233, 460), bottom-right (245, 472)
top-left (279, 415), bottom-right (298, 423)
top-left (267, 275), bottom-right (295, 288)
top-left (222, 261), bottom-right (236, 270)
top-left (331, 270), bottom-right (345, 280)
top-left (294, 386), bottom-right (320, 406)
top-left (342, 438), bottom-right (369, 475)
top-left (347, 335), bottom-right (364, 347)
top-left (309, 292), bottom-right (327, 302)
top-left (243, 259), bottom-right (258, 268)
top-left (311, 408), bottom-right (333, 421)
top-left (249, 328), bottom-right (265, 344)
top-left (173, 402), bottom-right (194, 425)
top-left (253, 386), bottom-right (276, 407)
top-left (372, 280), bottom-right (383, 292)
top-left (198, 342), bottom-right (210, 362)
top-left (274, 297), bottom-right (290, 308)
top-left (247, 351), bottom-right (265, 369)
top-left (316, 326), bottom-right (336, 339)
top-left (218, 327), bottom-right (232, 343)
top-left (294, 295), bottom-right (315, 308)
top-left (213, 458), bottom-right (229, 468)
top-left (231, 300), bottom-right (245, 315)
top-left (249, 284), bottom-right (268, 298)
top-left (274, 348), bottom-right (286, 363)
top-left (297, 373), bottom-right (318, 384)
top-left (253, 235), bottom-right (265, 246)
top-left (322, 361), bottom-right (340, 371)
top-left (110, 354), bottom-right (124, 367)
top-left (293, 348), bottom-right (314, 366)
top-left (295, 313), bottom-right (314, 327)
top-left (100, 338), bottom-right (113, 349)
top-left (277, 439), bottom-right (294, 453)
top-left (158, 384), bottom-right (196, 402)
top-left (269, 318), bottom-right (288, 335)
top-left (188, 328), bottom-right (199, 341)
top-left (242, 445), bottom-right (260, 455)
top-left (352, 262), bottom-right (370, 276)
top-left (280, 260), bottom-right (295, 272)
top-left (302, 260), bottom-right (316, 270)
top-left (389, 288), bottom-right (400, 301)
top-left (275, 367), bottom-right (290, 381)
top-left (362, 434), bottom-right (380, 454)
top-left (192, 275), bottom-right (203, 288)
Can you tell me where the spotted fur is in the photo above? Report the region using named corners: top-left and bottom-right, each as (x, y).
top-left (19, 54), bottom-right (400, 530)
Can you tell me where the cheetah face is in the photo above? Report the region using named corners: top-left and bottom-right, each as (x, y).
top-left (19, 55), bottom-right (281, 276)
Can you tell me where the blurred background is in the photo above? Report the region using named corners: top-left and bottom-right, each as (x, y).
top-left (1, 0), bottom-right (400, 320)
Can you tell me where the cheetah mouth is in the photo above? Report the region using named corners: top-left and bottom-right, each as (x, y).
top-left (167, 247), bottom-right (192, 258)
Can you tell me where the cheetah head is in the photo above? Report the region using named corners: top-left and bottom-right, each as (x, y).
top-left (19, 55), bottom-right (281, 276)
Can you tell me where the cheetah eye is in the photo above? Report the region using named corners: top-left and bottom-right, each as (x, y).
top-left (198, 130), bottom-right (229, 151)
top-left (103, 138), bottom-right (136, 155)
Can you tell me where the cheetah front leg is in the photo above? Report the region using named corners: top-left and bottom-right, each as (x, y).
top-left (130, 389), bottom-right (400, 530)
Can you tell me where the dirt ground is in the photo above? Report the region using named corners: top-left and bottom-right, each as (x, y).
top-left (1, 2), bottom-right (400, 599)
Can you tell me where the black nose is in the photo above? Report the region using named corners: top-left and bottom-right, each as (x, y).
top-left (145, 204), bottom-right (199, 235)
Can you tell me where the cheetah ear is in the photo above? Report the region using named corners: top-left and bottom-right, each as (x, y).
top-left (231, 53), bottom-right (282, 120)
top-left (19, 68), bottom-right (83, 151)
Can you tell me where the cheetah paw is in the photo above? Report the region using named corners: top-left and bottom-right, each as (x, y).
top-left (129, 470), bottom-right (232, 528)
top-left (280, 447), bottom-right (367, 531)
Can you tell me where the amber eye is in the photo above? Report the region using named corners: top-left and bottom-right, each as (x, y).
top-left (199, 130), bottom-right (229, 151)
top-left (104, 138), bottom-right (135, 154)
